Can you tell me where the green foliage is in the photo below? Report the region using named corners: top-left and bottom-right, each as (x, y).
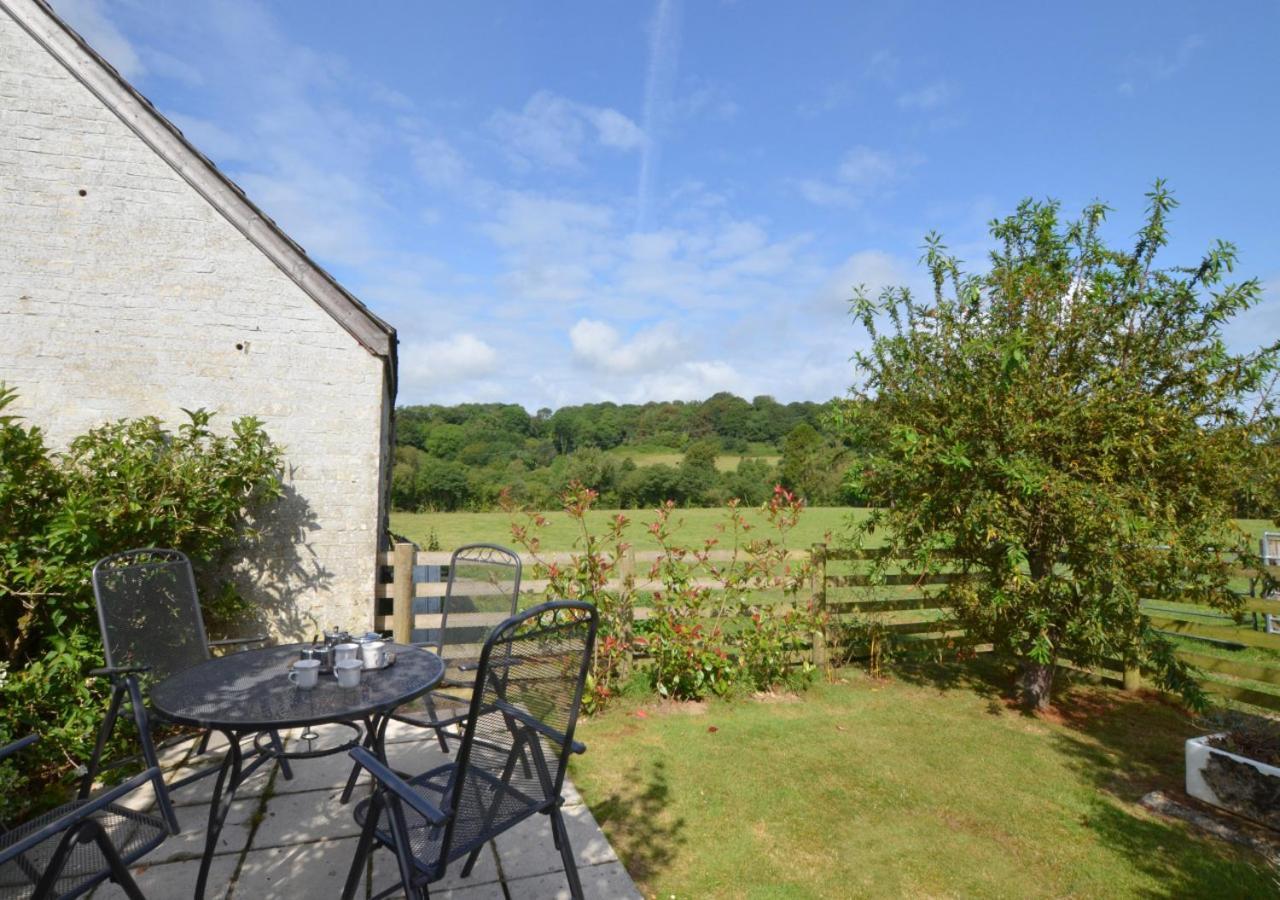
top-left (0, 385), bottom-right (284, 815)
top-left (507, 486), bottom-right (637, 712)
top-left (508, 485), bottom-right (821, 706)
top-left (779, 422), bottom-right (855, 504)
top-left (842, 184), bottom-right (1279, 709)
top-left (391, 394), bottom-right (848, 512)
top-left (642, 489), bottom-right (821, 700)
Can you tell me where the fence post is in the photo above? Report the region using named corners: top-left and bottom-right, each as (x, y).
top-left (810, 543), bottom-right (828, 669)
top-left (1122, 662), bottom-right (1141, 692)
top-left (392, 541), bottom-right (415, 645)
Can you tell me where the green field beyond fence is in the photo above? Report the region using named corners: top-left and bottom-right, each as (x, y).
top-left (383, 510), bottom-right (1280, 713)
top-left (814, 545), bottom-right (1280, 713)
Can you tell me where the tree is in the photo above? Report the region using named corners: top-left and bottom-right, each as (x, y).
top-left (779, 423), bottom-right (824, 501)
top-left (843, 184), bottom-right (1279, 709)
top-left (723, 457), bottom-right (774, 506)
top-left (679, 439), bottom-right (720, 505)
top-left (414, 458), bottom-right (472, 511)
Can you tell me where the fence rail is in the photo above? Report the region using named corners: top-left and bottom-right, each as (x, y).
top-left (377, 541), bottom-right (1280, 712)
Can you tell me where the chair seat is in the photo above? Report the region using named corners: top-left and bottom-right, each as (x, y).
top-left (355, 762), bottom-right (543, 880)
top-left (392, 688), bottom-right (474, 730)
top-left (0, 801), bottom-right (167, 899)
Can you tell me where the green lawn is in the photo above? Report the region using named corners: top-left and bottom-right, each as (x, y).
top-left (570, 665), bottom-right (1277, 898)
top-left (391, 506), bottom-right (867, 553)
top-left (393, 509), bottom-right (1275, 556)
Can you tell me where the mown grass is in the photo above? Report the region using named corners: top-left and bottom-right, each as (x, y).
top-left (390, 506), bottom-right (868, 553)
top-left (393, 509), bottom-right (1275, 556)
top-left (570, 663), bottom-right (1277, 899)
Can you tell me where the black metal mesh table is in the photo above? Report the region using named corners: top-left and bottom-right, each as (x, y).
top-left (150, 643), bottom-right (444, 899)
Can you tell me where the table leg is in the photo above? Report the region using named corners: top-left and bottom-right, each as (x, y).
top-left (340, 714), bottom-right (392, 804)
top-left (195, 729), bottom-right (242, 900)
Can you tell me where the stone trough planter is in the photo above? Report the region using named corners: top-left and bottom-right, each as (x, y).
top-left (1185, 734), bottom-right (1280, 831)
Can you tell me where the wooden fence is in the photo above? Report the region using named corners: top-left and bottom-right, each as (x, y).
top-left (376, 542), bottom-right (1280, 712)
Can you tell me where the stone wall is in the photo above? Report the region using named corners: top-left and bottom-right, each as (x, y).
top-left (0, 9), bottom-right (390, 638)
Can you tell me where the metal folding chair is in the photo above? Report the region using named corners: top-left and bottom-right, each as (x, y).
top-left (81, 549), bottom-right (290, 806)
top-left (342, 544), bottom-right (521, 803)
top-left (0, 735), bottom-right (174, 899)
top-left (342, 600), bottom-right (597, 900)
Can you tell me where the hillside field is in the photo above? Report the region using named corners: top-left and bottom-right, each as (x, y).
top-left (391, 506), bottom-right (863, 552)
top-left (391, 509), bottom-right (1275, 554)
top-left (602, 442), bottom-right (781, 472)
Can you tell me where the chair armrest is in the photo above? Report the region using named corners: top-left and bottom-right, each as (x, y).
top-left (348, 747), bottom-right (451, 826)
top-left (0, 766), bottom-right (166, 865)
top-left (208, 635), bottom-right (268, 650)
top-left (89, 664), bottom-right (151, 678)
top-left (0, 734), bottom-right (38, 763)
top-left (492, 701), bottom-right (586, 754)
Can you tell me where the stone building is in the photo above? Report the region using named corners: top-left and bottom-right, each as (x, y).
top-left (0, 0), bottom-right (398, 637)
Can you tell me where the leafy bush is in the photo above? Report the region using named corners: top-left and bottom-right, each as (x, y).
top-left (509, 483), bottom-right (822, 706)
top-left (507, 486), bottom-right (637, 712)
top-left (644, 489), bottom-right (821, 699)
top-left (0, 384), bottom-right (284, 816)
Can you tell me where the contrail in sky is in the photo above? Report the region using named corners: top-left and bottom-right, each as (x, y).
top-left (635, 0), bottom-right (681, 233)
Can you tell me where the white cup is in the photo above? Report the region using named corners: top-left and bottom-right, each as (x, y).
top-left (361, 640), bottom-right (387, 669)
top-left (334, 642), bottom-right (360, 666)
top-left (289, 659), bottom-right (320, 689)
top-left (335, 658), bottom-right (362, 688)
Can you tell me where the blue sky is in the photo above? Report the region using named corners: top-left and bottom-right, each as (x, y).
top-left (55, 0), bottom-right (1280, 410)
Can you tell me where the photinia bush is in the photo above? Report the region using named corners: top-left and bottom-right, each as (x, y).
top-left (0, 384), bottom-right (284, 817)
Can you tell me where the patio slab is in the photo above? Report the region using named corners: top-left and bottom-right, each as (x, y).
top-left (90, 731), bottom-right (638, 899)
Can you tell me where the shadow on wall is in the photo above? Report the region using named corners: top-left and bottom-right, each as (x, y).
top-left (224, 475), bottom-right (335, 641)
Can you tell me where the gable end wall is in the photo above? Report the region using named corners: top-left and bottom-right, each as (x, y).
top-left (0, 7), bottom-right (388, 637)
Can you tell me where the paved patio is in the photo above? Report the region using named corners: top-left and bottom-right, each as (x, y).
top-left (89, 721), bottom-right (640, 899)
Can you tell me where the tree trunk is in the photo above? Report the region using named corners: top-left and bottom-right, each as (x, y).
top-left (1021, 660), bottom-right (1055, 710)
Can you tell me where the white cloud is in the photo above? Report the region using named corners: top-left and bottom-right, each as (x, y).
top-left (837, 146), bottom-right (899, 187)
top-left (569, 319), bottom-right (686, 373)
top-left (1222, 274), bottom-right (1280, 356)
top-left (410, 137), bottom-right (471, 190)
top-left (588, 107), bottom-right (645, 150)
top-left (629, 360), bottom-right (742, 402)
top-left (489, 91), bottom-right (642, 169)
top-left (821, 250), bottom-right (913, 307)
top-left (233, 159), bottom-right (386, 268)
top-left (865, 49), bottom-right (899, 83)
top-left (897, 81), bottom-right (952, 111)
top-left (797, 81), bottom-right (852, 117)
top-left (794, 146), bottom-right (919, 209)
top-left (1118, 34), bottom-right (1205, 96)
top-left (483, 192), bottom-right (617, 303)
top-left (794, 178), bottom-right (857, 209)
top-left (400, 334), bottom-right (500, 391)
top-left (169, 114), bottom-right (246, 163)
top-left (53, 0), bottom-right (144, 78)
top-left (636, 0), bottom-right (682, 231)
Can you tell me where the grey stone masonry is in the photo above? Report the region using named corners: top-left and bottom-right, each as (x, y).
top-left (0, 0), bottom-right (396, 637)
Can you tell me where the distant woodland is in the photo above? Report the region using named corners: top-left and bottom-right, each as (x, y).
top-left (391, 392), bottom-right (861, 511)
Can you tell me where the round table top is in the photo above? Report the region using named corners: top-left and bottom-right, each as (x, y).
top-left (150, 643), bottom-right (445, 731)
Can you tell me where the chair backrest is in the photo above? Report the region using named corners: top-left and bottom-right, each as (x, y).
top-left (92, 548), bottom-right (211, 681)
top-left (439, 601), bottom-right (597, 865)
top-left (421, 544), bottom-right (522, 673)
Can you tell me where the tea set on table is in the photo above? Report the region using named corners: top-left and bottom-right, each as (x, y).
top-left (289, 628), bottom-right (395, 690)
